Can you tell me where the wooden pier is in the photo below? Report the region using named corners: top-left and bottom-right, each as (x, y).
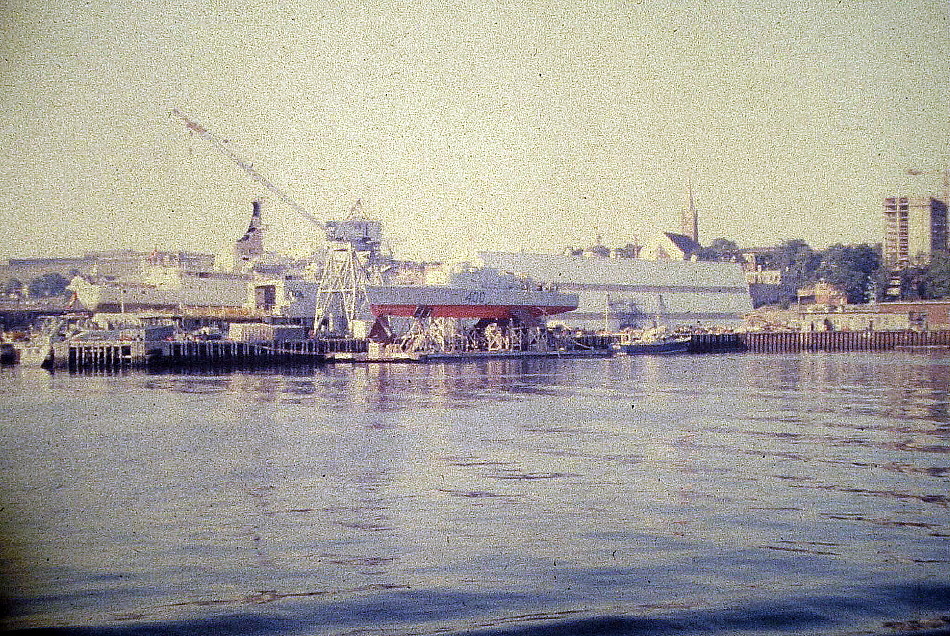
top-left (19, 330), bottom-right (950, 372)
top-left (155, 338), bottom-right (366, 368)
top-left (603, 331), bottom-right (950, 355)
top-left (65, 341), bottom-right (150, 370)
top-left (57, 338), bottom-right (367, 370)
top-left (737, 330), bottom-right (950, 353)
top-left (688, 333), bottom-right (745, 353)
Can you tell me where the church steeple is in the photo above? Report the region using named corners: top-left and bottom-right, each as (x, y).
top-left (681, 180), bottom-right (699, 243)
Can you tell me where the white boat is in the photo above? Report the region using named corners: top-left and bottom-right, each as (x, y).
top-left (475, 251), bottom-right (754, 332)
top-left (362, 266), bottom-right (580, 354)
top-left (366, 285), bottom-right (578, 320)
top-left (67, 202), bottom-right (285, 314)
top-left (13, 337), bottom-right (54, 368)
top-left (11, 316), bottom-right (67, 368)
top-left (612, 329), bottom-right (692, 355)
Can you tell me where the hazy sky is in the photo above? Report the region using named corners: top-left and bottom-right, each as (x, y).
top-left (1, 0), bottom-right (948, 262)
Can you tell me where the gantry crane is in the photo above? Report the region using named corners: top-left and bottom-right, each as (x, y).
top-left (169, 108), bottom-right (383, 336)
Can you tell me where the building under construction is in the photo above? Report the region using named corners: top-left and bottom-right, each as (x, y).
top-left (884, 196), bottom-right (948, 269)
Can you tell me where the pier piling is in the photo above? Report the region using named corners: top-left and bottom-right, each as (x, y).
top-left (737, 330), bottom-right (950, 353)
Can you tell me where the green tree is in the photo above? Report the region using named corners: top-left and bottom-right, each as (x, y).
top-left (895, 266), bottom-right (926, 301)
top-left (872, 265), bottom-right (896, 301)
top-left (816, 243), bottom-right (882, 304)
top-left (697, 238), bottom-right (739, 261)
top-left (27, 273), bottom-right (70, 298)
top-left (2, 278), bottom-right (23, 297)
top-left (921, 251), bottom-right (950, 299)
top-left (773, 240), bottom-right (821, 307)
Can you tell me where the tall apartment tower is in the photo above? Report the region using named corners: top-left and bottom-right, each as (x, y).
top-left (681, 182), bottom-right (699, 243)
top-left (883, 196), bottom-right (948, 268)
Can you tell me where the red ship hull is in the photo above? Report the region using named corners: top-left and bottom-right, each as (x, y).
top-left (369, 303), bottom-right (578, 319)
top-left (366, 285), bottom-right (579, 320)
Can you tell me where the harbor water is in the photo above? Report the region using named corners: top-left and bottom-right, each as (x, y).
top-left (1, 353), bottom-right (948, 635)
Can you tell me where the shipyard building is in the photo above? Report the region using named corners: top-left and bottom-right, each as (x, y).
top-left (475, 251), bottom-right (753, 332)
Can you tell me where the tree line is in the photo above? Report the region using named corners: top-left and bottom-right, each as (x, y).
top-left (1, 273), bottom-right (72, 300)
top-left (699, 238), bottom-right (950, 306)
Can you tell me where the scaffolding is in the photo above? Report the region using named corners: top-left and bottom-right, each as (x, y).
top-left (391, 314), bottom-right (558, 355)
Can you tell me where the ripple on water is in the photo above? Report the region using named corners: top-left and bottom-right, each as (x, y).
top-left (2, 355), bottom-right (949, 634)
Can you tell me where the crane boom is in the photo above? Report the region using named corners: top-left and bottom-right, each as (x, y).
top-left (170, 108), bottom-right (386, 336)
top-left (170, 108), bottom-right (325, 229)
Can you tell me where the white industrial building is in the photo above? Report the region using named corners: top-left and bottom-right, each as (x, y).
top-left (474, 251), bottom-right (753, 331)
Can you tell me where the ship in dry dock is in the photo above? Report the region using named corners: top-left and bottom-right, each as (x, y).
top-left (362, 265), bottom-right (581, 358)
top-left (367, 267), bottom-right (577, 321)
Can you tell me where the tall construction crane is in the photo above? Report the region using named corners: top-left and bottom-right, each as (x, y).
top-left (169, 108), bottom-right (384, 336)
top-left (906, 166), bottom-right (950, 207)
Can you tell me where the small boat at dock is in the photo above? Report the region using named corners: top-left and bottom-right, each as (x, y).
top-left (8, 315), bottom-right (73, 368)
top-left (612, 328), bottom-right (691, 355)
top-left (11, 335), bottom-right (55, 368)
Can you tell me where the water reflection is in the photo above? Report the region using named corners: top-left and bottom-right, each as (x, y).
top-left (136, 358), bottom-right (572, 415)
top-left (1, 353), bottom-right (949, 634)
top-left (755, 352), bottom-right (950, 425)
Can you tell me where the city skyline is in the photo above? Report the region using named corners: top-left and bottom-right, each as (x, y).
top-left (1, 0), bottom-right (948, 262)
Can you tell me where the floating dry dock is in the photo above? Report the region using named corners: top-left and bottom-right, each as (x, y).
top-left (57, 336), bottom-right (615, 370)
top-left (153, 338), bottom-right (612, 366)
